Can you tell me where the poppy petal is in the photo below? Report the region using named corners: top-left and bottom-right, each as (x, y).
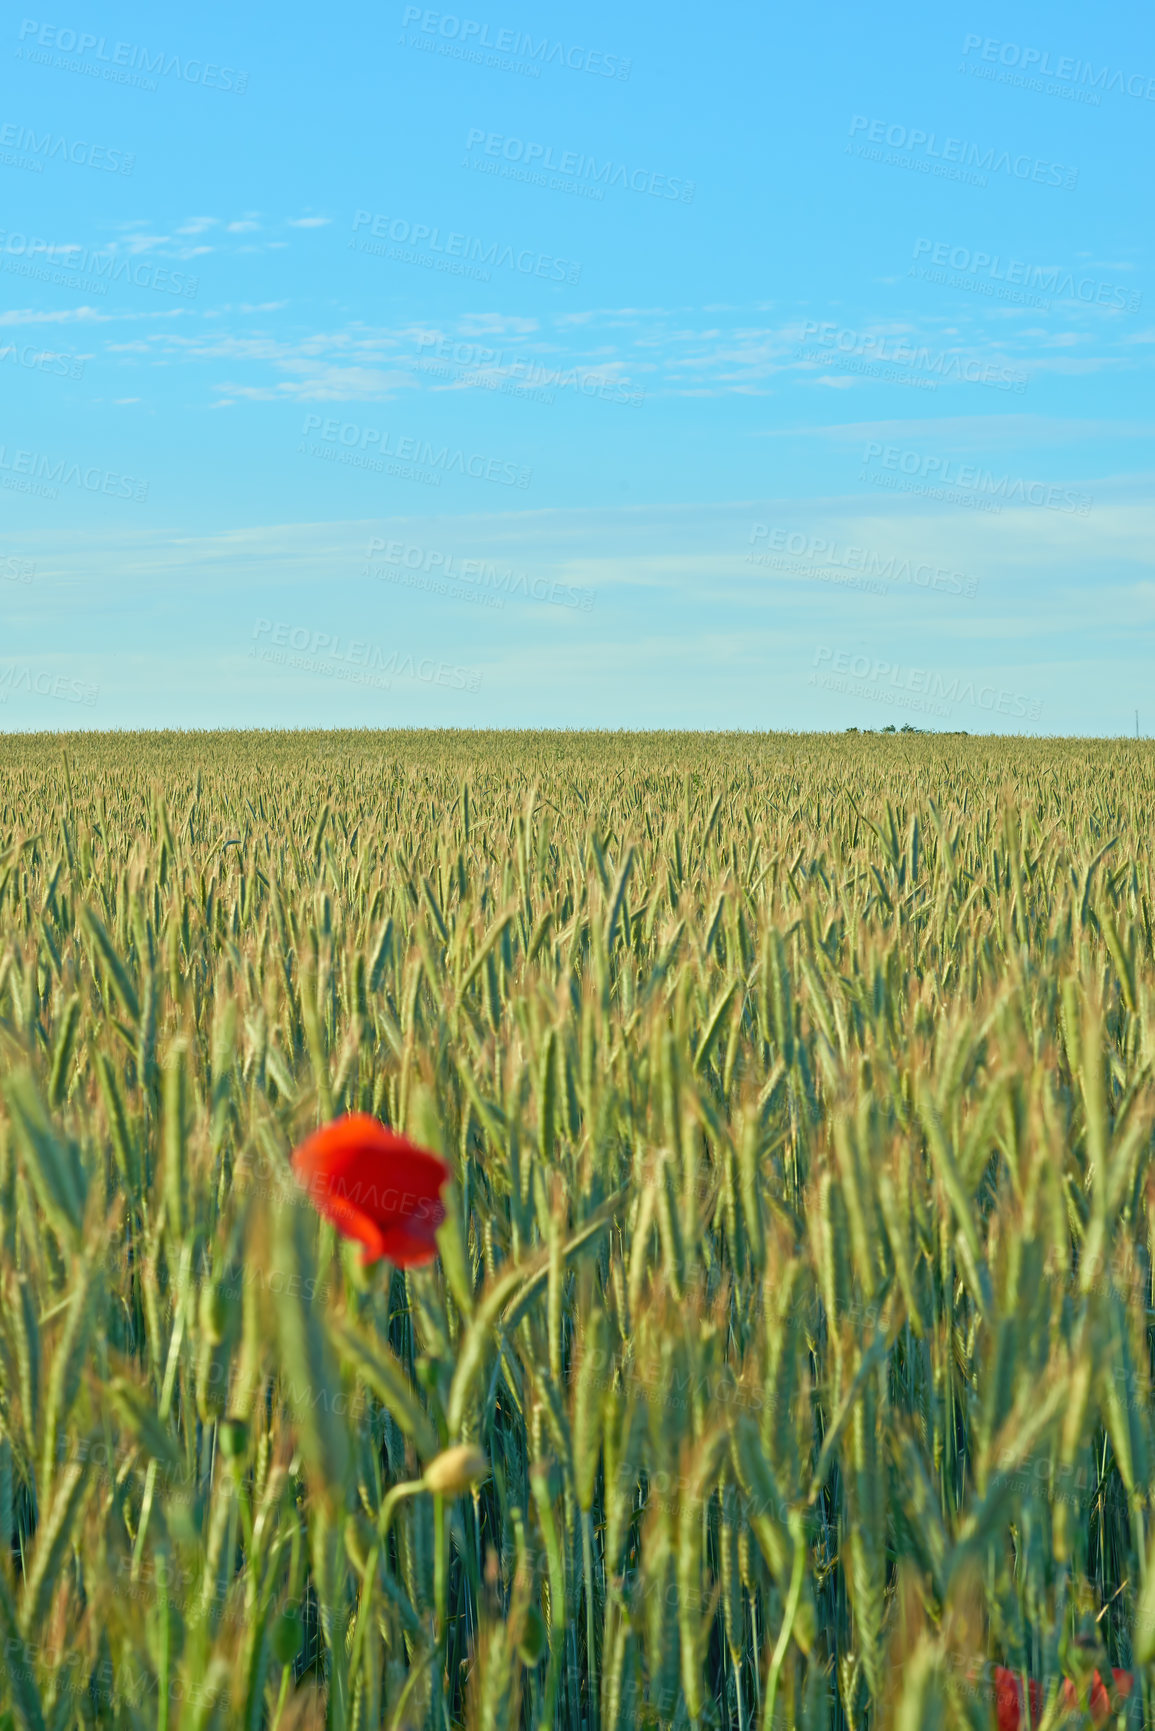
top-left (376, 1221), bottom-right (442, 1267)
top-left (321, 1193), bottom-right (389, 1264)
top-left (290, 1113), bottom-right (450, 1270)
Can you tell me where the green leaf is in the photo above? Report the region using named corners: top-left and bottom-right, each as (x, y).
top-left (2, 1072), bottom-right (87, 1244)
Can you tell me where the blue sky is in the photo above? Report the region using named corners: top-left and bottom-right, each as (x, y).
top-left (1, 0), bottom-right (1151, 732)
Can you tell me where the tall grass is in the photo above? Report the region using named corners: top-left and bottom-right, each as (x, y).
top-left (1, 729), bottom-right (1153, 1729)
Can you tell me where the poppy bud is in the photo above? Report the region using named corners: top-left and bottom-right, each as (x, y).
top-left (422, 1444), bottom-right (488, 1497)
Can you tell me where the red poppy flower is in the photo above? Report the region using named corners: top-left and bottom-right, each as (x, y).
top-left (992, 1666), bottom-right (1041, 1731)
top-left (991, 1665), bottom-right (1132, 1729)
top-left (291, 1113), bottom-right (450, 1268)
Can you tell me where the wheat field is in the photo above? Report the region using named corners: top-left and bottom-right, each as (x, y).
top-left (1, 729), bottom-right (1153, 1730)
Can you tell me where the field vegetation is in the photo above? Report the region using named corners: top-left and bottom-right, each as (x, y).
top-left (1, 730), bottom-right (1153, 1730)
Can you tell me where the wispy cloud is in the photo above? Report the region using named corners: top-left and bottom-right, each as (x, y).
top-left (28, 293), bottom-right (1152, 411)
top-left (0, 306), bottom-right (105, 325)
top-left (3, 306), bottom-right (193, 328)
top-left (215, 363), bottom-right (418, 404)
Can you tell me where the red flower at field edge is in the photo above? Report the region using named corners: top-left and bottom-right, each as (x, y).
top-left (992, 1664), bottom-right (1133, 1729)
top-left (291, 1113), bottom-right (450, 1268)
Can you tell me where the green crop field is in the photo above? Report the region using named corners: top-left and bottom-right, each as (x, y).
top-left (1, 729), bottom-right (1153, 1730)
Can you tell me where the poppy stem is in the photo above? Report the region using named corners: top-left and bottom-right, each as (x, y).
top-left (377, 1478), bottom-right (425, 1544)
